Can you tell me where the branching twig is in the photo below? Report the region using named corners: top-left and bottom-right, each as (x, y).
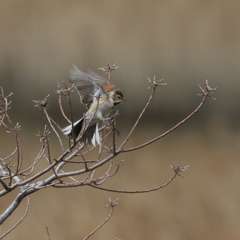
top-left (0, 66), bottom-right (216, 240)
top-left (82, 198), bottom-right (119, 240)
top-left (56, 83), bottom-right (74, 125)
top-left (98, 63), bottom-right (119, 82)
top-left (118, 76), bottom-right (166, 149)
top-left (88, 165), bottom-right (188, 193)
top-left (34, 96), bottom-right (64, 152)
top-left (121, 79), bottom-right (216, 152)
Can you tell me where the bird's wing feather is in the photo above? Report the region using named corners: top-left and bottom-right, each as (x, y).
top-left (68, 65), bottom-right (110, 105)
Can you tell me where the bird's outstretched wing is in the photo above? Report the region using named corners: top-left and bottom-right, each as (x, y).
top-left (68, 65), bottom-right (115, 105)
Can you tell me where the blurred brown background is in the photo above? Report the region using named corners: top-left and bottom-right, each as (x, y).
top-left (0, 1), bottom-right (240, 240)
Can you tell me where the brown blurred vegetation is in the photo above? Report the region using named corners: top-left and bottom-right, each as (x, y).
top-left (0, 1), bottom-right (240, 240)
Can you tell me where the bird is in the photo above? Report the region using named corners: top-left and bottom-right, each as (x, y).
top-left (62, 65), bottom-right (125, 146)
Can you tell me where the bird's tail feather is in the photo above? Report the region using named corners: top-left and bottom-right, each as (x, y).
top-left (90, 124), bottom-right (101, 146)
top-left (79, 123), bottom-right (100, 146)
top-left (62, 118), bottom-right (84, 138)
top-left (62, 120), bottom-right (101, 146)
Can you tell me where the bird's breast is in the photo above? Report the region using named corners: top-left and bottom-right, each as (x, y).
top-left (97, 100), bottom-right (114, 115)
top-left (86, 98), bottom-right (114, 120)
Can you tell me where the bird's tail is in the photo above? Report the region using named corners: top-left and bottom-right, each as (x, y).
top-left (62, 118), bottom-right (84, 137)
top-left (62, 119), bottom-right (101, 146)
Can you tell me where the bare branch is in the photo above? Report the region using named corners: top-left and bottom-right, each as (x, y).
top-left (46, 226), bottom-right (51, 240)
top-left (0, 178), bottom-right (11, 192)
top-left (198, 79), bottom-right (217, 100)
top-left (82, 198), bottom-right (119, 240)
top-left (56, 83), bottom-right (75, 125)
top-left (122, 80), bottom-right (216, 152)
top-left (0, 196), bottom-right (30, 239)
top-left (0, 65), bottom-right (216, 240)
top-left (88, 165), bottom-right (188, 194)
top-left (0, 90), bottom-right (23, 175)
top-left (98, 63), bottom-right (119, 82)
top-left (34, 96), bottom-right (64, 152)
top-left (118, 76), bottom-right (166, 149)
top-left (0, 191), bottom-right (27, 225)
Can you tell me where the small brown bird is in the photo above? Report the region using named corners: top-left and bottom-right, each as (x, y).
top-left (62, 65), bottom-right (125, 146)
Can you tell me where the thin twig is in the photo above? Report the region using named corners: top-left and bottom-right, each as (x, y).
top-left (46, 226), bottom-right (51, 240)
top-left (118, 77), bottom-right (165, 150)
top-left (18, 143), bottom-right (46, 176)
top-left (42, 108), bottom-right (64, 152)
top-left (89, 165), bottom-right (188, 193)
top-left (82, 198), bottom-right (119, 240)
top-left (57, 83), bottom-right (74, 124)
top-left (0, 178), bottom-right (11, 191)
top-left (122, 80), bottom-right (216, 152)
top-left (98, 63), bottom-right (119, 82)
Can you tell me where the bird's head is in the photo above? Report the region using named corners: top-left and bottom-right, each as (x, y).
top-left (108, 89), bottom-right (125, 106)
